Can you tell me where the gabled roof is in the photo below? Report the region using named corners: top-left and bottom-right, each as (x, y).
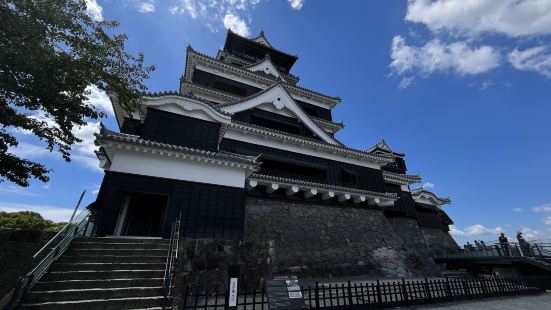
top-left (243, 54), bottom-right (286, 81)
top-left (366, 138), bottom-right (405, 157)
top-left (251, 31), bottom-right (273, 48)
top-left (411, 188), bottom-right (451, 206)
top-left (219, 83), bottom-right (339, 145)
top-left (185, 46), bottom-right (341, 108)
top-left (382, 171), bottom-right (422, 185)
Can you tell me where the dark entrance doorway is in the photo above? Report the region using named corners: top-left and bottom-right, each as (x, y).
top-left (114, 192), bottom-right (167, 237)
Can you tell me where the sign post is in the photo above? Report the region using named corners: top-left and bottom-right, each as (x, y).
top-left (227, 265), bottom-right (240, 310)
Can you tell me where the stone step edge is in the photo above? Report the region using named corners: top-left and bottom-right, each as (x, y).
top-left (47, 269), bottom-right (166, 274)
top-left (36, 278), bottom-right (165, 284)
top-left (21, 296), bottom-right (167, 307)
top-left (53, 262), bottom-right (166, 266)
top-left (28, 286), bottom-right (167, 294)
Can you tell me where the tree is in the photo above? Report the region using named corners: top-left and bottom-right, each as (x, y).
top-left (0, 211), bottom-right (68, 231)
top-left (0, 0), bottom-right (155, 186)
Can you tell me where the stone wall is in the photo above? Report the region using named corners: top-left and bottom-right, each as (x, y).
top-left (386, 216), bottom-right (440, 275)
top-left (0, 229), bottom-right (54, 306)
top-left (420, 226), bottom-right (459, 255)
top-left (174, 238), bottom-right (275, 296)
top-left (244, 197), bottom-right (435, 279)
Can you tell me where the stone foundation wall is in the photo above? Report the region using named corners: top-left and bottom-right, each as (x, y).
top-left (0, 229), bottom-right (54, 306)
top-left (244, 198), bottom-right (435, 279)
top-left (420, 226), bottom-right (459, 255)
top-left (386, 217), bottom-right (440, 275)
top-left (174, 238), bottom-right (275, 295)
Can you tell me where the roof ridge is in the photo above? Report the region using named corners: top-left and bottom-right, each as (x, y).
top-left (226, 29), bottom-right (298, 59)
top-left (186, 47), bottom-right (341, 103)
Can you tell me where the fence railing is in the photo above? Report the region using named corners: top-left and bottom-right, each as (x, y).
top-left (441, 242), bottom-right (551, 261)
top-left (5, 205), bottom-right (96, 309)
top-left (163, 214), bottom-right (182, 309)
top-left (180, 275), bottom-right (548, 310)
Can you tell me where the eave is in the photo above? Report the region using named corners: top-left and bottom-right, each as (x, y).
top-left (411, 188), bottom-right (452, 206)
top-left (179, 81), bottom-right (343, 133)
top-left (248, 173), bottom-right (397, 206)
top-left (95, 126), bottom-right (260, 172)
top-left (185, 46), bottom-right (341, 108)
top-left (228, 120), bottom-right (394, 165)
top-left (382, 171), bottom-right (422, 186)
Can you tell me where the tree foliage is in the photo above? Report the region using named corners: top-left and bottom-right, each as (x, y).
top-left (0, 211), bottom-right (67, 231)
top-left (0, 0), bottom-right (155, 186)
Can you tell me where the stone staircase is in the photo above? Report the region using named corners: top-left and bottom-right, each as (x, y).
top-left (18, 237), bottom-right (170, 310)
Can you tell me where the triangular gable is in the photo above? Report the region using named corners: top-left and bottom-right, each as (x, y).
top-left (252, 31), bottom-right (273, 48)
top-left (366, 138), bottom-right (405, 157)
top-left (220, 84), bottom-right (339, 145)
top-left (244, 55), bottom-right (285, 81)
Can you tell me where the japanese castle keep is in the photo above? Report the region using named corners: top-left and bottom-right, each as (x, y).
top-left (93, 30), bottom-right (459, 278)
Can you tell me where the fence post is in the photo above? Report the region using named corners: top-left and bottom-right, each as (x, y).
top-left (424, 277), bottom-right (432, 304)
top-left (376, 280), bottom-right (382, 307)
top-left (347, 280), bottom-right (353, 308)
top-left (462, 277), bottom-right (471, 299)
top-left (401, 278), bottom-right (409, 306)
top-left (315, 281), bottom-right (320, 309)
top-left (445, 276), bottom-right (453, 302)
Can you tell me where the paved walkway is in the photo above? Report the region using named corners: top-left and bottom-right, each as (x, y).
top-left (410, 292), bottom-right (551, 310)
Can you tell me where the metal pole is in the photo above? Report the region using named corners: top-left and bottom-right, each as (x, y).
top-left (69, 190), bottom-right (86, 222)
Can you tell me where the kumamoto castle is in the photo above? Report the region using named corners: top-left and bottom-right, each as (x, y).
top-left (7, 31), bottom-right (551, 310)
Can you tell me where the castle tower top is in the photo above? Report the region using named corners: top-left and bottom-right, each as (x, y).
top-left (223, 30), bottom-right (298, 74)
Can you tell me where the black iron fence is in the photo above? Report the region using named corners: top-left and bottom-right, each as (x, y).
top-left (180, 275), bottom-right (549, 310)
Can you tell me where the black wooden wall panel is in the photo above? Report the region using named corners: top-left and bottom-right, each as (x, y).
top-left (384, 183), bottom-right (418, 218)
top-left (234, 108), bottom-right (321, 140)
top-left (294, 99), bottom-right (332, 121)
top-left (192, 69), bottom-right (261, 97)
top-left (93, 171), bottom-right (246, 239)
top-left (121, 118), bottom-right (142, 135)
top-left (141, 108), bottom-right (221, 151)
top-left (220, 138), bottom-right (386, 193)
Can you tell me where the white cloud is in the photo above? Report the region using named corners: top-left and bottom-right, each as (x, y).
top-left (170, 0), bottom-right (261, 35)
top-left (520, 227), bottom-right (541, 239)
top-left (0, 185), bottom-right (40, 197)
top-left (449, 224), bottom-right (504, 237)
top-left (512, 208), bottom-right (523, 212)
top-left (0, 202), bottom-right (74, 222)
top-left (10, 141), bottom-right (53, 159)
top-left (288, 0), bottom-right (304, 10)
top-left (405, 0), bottom-right (551, 38)
top-left (508, 46), bottom-right (551, 78)
top-left (223, 13), bottom-right (250, 37)
top-left (422, 182), bottom-right (434, 189)
top-left (137, 1), bottom-right (156, 13)
top-left (85, 85), bottom-right (114, 116)
top-left (390, 35), bottom-right (501, 76)
top-left (544, 217), bottom-right (551, 225)
top-left (398, 76), bottom-right (415, 89)
top-left (85, 0), bottom-right (103, 22)
top-left (532, 202), bottom-right (551, 213)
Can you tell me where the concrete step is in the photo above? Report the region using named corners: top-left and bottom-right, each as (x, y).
top-left (71, 242), bottom-right (169, 250)
top-left (76, 237), bottom-right (169, 245)
top-left (41, 270), bottom-right (165, 281)
top-left (50, 262), bottom-right (166, 272)
top-left (24, 287), bottom-right (165, 303)
top-left (19, 296), bottom-right (167, 310)
top-left (57, 255), bottom-right (167, 264)
top-left (33, 278), bottom-right (165, 291)
top-left (66, 248), bottom-right (168, 256)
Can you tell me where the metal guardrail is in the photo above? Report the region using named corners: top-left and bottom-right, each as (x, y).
top-left (5, 206), bottom-right (95, 309)
top-left (163, 214), bottom-right (181, 309)
top-left (440, 242), bottom-right (551, 261)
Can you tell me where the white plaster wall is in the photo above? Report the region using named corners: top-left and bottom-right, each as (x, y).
top-left (109, 150), bottom-right (247, 188)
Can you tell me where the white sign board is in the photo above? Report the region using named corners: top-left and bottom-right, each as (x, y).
top-left (229, 277), bottom-right (238, 307)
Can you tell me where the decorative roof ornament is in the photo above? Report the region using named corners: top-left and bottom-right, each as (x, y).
top-left (252, 31), bottom-right (273, 48)
top-left (366, 138), bottom-right (405, 157)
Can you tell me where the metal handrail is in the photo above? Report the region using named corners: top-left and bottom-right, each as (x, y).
top-left (5, 206), bottom-right (95, 309)
top-left (440, 242), bottom-right (551, 261)
top-left (163, 214), bottom-right (181, 309)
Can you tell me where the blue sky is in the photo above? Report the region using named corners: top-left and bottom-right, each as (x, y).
top-left (3, 0), bottom-right (551, 245)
